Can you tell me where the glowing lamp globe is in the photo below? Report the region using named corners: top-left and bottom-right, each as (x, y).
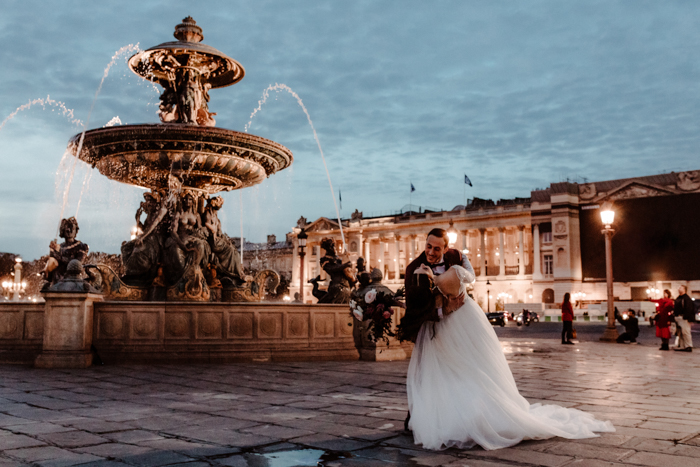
top-left (600, 202), bottom-right (615, 227)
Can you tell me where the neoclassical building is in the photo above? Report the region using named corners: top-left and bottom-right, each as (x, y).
top-left (288, 170), bottom-right (700, 309)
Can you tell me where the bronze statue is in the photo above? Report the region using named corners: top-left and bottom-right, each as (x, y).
top-left (121, 190), bottom-right (169, 285)
top-left (163, 191), bottom-right (211, 285)
top-left (316, 237), bottom-right (355, 304)
top-left (43, 217), bottom-right (89, 286)
top-left (202, 196), bottom-right (245, 286)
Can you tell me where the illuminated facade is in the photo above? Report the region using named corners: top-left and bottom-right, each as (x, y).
top-left (287, 170), bottom-right (700, 308)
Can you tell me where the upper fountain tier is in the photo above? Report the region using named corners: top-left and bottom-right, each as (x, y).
top-left (68, 17), bottom-right (292, 194)
top-left (129, 16), bottom-right (244, 91)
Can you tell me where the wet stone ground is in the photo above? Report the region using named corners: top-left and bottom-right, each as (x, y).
top-left (2, 334), bottom-right (700, 466)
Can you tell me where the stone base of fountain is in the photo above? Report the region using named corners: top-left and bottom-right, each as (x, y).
top-left (0, 299), bottom-right (406, 366)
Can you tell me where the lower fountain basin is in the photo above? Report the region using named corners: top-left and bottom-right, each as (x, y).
top-left (68, 124), bottom-right (293, 194)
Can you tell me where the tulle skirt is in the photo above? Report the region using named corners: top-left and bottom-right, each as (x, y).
top-left (407, 297), bottom-right (615, 451)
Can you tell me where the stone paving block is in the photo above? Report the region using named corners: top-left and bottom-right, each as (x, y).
top-left (241, 423), bottom-right (315, 439)
top-left (543, 441), bottom-right (635, 462)
top-left (624, 450), bottom-right (700, 467)
top-left (4, 422), bottom-right (74, 435)
top-left (76, 442), bottom-right (154, 459)
top-left (290, 433), bottom-right (374, 452)
top-left (608, 426), bottom-right (683, 441)
top-left (4, 446), bottom-right (102, 466)
top-left (119, 449), bottom-right (195, 466)
top-left (559, 460), bottom-right (630, 467)
top-left (140, 438), bottom-right (239, 457)
top-left (38, 429), bottom-right (109, 448)
top-left (475, 447), bottom-right (574, 466)
top-left (366, 409), bottom-right (408, 421)
top-left (0, 413), bottom-right (34, 427)
top-left (287, 400), bottom-right (334, 410)
top-left (319, 404), bottom-right (379, 415)
top-left (102, 429), bottom-right (164, 444)
top-left (443, 458), bottom-right (522, 467)
top-left (638, 420), bottom-right (700, 433)
top-left (61, 418), bottom-right (132, 433)
top-left (0, 432), bottom-right (46, 449)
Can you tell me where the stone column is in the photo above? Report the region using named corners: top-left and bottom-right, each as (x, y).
top-left (364, 239), bottom-right (371, 270)
top-left (479, 228), bottom-right (486, 277)
top-left (533, 223), bottom-right (542, 280)
top-left (518, 225), bottom-right (525, 276)
top-left (315, 244), bottom-right (322, 280)
top-left (498, 227), bottom-right (505, 277)
top-left (35, 292), bottom-right (103, 368)
top-left (291, 240), bottom-right (299, 287)
top-left (393, 235), bottom-right (401, 281)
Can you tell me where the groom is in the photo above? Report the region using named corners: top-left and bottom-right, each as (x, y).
top-left (402, 228), bottom-right (467, 431)
top-left (405, 228), bottom-right (467, 319)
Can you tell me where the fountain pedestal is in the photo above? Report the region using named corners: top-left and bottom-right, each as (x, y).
top-left (35, 292), bottom-right (103, 369)
top-left (352, 313), bottom-right (411, 361)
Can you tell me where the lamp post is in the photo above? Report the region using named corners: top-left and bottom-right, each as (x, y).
top-left (486, 279), bottom-right (491, 312)
top-left (447, 220), bottom-right (458, 247)
top-left (3, 258), bottom-right (27, 301)
top-left (297, 229), bottom-right (308, 304)
top-left (599, 201), bottom-right (619, 342)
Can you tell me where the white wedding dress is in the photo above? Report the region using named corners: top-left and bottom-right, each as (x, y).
top-left (407, 265), bottom-right (614, 451)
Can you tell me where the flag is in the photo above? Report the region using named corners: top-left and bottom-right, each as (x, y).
top-left (410, 183), bottom-right (416, 192)
top-left (339, 190), bottom-right (342, 209)
top-left (464, 174), bottom-right (472, 187)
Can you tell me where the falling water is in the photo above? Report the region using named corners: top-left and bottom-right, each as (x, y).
top-left (246, 83), bottom-right (346, 249)
top-left (104, 116), bottom-right (123, 127)
top-left (57, 44), bottom-right (141, 235)
top-left (74, 170), bottom-right (94, 217)
top-left (0, 95), bottom-right (83, 132)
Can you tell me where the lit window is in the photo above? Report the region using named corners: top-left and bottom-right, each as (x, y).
top-left (543, 255), bottom-right (553, 276)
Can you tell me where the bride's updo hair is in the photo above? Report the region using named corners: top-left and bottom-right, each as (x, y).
top-left (434, 266), bottom-right (469, 298)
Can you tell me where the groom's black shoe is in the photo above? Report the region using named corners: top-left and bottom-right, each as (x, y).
top-left (563, 341), bottom-right (575, 345)
top-left (404, 411), bottom-right (411, 432)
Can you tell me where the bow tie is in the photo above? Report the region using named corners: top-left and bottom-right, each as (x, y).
top-left (430, 262), bottom-right (445, 268)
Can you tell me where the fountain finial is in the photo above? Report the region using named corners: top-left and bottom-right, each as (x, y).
top-left (174, 16), bottom-right (203, 43)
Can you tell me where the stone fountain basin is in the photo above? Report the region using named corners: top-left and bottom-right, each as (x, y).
top-left (68, 124), bottom-right (293, 194)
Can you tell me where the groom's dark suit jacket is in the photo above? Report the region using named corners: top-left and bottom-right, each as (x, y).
top-left (398, 249), bottom-right (463, 342)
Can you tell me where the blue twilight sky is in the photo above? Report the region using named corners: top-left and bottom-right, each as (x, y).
top-left (1, 0), bottom-right (699, 260)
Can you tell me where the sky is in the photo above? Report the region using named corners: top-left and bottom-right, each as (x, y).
top-left (1, 0), bottom-right (699, 260)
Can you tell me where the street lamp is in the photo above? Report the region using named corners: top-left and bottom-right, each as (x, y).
top-left (297, 228), bottom-right (308, 304)
top-left (447, 220), bottom-right (458, 247)
top-left (3, 257), bottom-right (27, 301)
top-left (486, 279), bottom-right (491, 312)
top-left (599, 201), bottom-right (618, 342)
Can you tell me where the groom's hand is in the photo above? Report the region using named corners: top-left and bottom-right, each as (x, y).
top-left (444, 291), bottom-right (466, 314)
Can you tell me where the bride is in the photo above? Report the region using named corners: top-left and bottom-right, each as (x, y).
top-left (403, 262), bottom-right (614, 451)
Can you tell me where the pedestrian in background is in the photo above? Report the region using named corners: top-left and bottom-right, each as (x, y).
top-left (652, 289), bottom-right (674, 351)
top-left (674, 285), bottom-right (694, 352)
top-left (616, 309), bottom-right (639, 344)
top-left (562, 292), bottom-right (574, 345)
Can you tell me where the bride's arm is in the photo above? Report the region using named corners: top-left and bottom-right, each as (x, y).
top-left (461, 254), bottom-right (476, 284)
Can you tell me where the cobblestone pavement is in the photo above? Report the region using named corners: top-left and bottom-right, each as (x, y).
top-left (2, 338), bottom-right (700, 466)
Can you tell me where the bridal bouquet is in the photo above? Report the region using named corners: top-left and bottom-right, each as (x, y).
top-left (349, 287), bottom-right (405, 344)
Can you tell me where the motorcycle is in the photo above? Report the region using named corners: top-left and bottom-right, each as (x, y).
top-left (516, 309), bottom-right (538, 326)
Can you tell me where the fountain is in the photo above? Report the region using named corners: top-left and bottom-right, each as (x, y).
top-left (0, 18), bottom-right (366, 366)
top-left (66, 17), bottom-right (293, 302)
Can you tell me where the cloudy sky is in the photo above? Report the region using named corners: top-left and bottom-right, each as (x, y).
top-left (1, 0), bottom-right (699, 260)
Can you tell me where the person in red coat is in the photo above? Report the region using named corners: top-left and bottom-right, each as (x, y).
top-left (652, 289), bottom-right (674, 351)
top-left (561, 293), bottom-right (574, 345)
